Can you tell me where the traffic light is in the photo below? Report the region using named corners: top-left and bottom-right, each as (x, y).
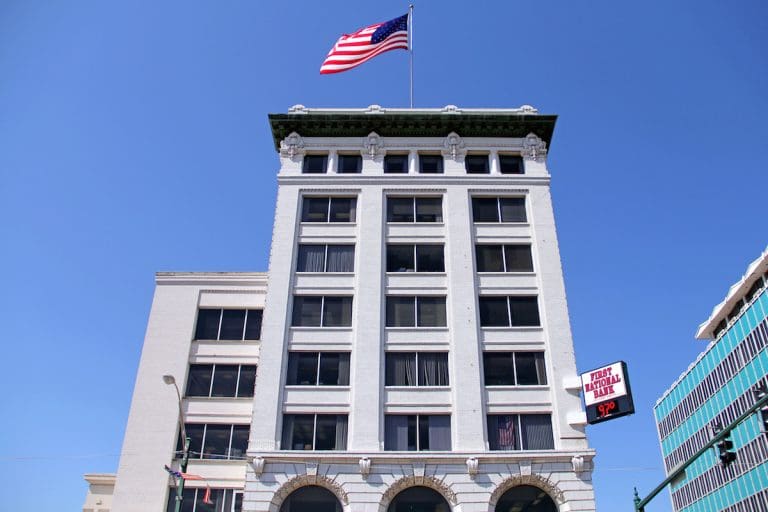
top-left (716, 430), bottom-right (737, 468)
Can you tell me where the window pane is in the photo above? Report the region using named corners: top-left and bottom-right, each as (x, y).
top-left (195, 310), bottom-right (220, 340)
top-left (329, 198), bottom-right (356, 222)
top-left (509, 296), bottom-right (540, 326)
top-left (472, 198), bottom-right (500, 222)
top-left (418, 415), bottom-right (430, 450)
top-left (292, 297), bottom-right (322, 326)
top-left (387, 245), bottom-right (415, 272)
top-left (237, 365), bottom-right (256, 397)
top-left (289, 352), bottom-right (319, 385)
top-left (219, 310), bottom-right (245, 340)
top-left (465, 154), bottom-right (489, 174)
top-left (183, 424), bottom-right (205, 459)
top-left (203, 425), bottom-right (231, 459)
top-left (385, 352), bottom-right (417, 386)
top-left (297, 245), bottom-right (326, 272)
top-left (386, 297), bottom-right (415, 327)
top-left (425, 415), bottom-right (451, 450)
top-left (515, 352), bottom-right (546, 385)
top-left (337, 154), bottom-right (361, 173)
top-left (416, 245), bottom-right (444, 272)
top-left (211, 365), bottom-right (239, 397)
top-left (499, 154), bottom-right (524, 174)
top-left (408, 415), bottom-right (418, 450)
top-left (418, 352), bottom-right (449, 386)
top-left (415, 197), bottom-right (442, 222)
top-left (387, 197), bottom-right (414, 222)
top-left (479, 297), bottom-right (509, 327)
top-left (323, 297), bottom-right (352, 327)
top-left (419, 154), bottom-right (443, 173)
top-left (326, 245), bottom-right (355, 272)
top-left (384, 415), bottom-right (411, 451)
top-left (302, 198), bottom-right (329, 222)
top-left (314, 415), bottom-right (338, 450)
top-left (318, 353), bottom-right (340, 385)
top-left (520, 414), bottom-right (554, 450)
top-left (476, 245), bottom-right (504, 272)
top-left (303, 155), bottom-right (327, 173)
top-left (417, 297), bottom-right (446, 327)
top-left (244, 310), bottom-right (262, 340)
top-left (230, 426), bottom-right (249, 459)
top-left (483, 353), bottom-right (515, 385)
top-left (186, 365), bottom-right (213, 396)
top-left (384, 154), bottom-right (409, 173)
top-left (285, 414), bottom-right (314, 450)
top-left (504, 245), bottom-right (533, 272)
top-left (499, 197), bottom-right (526, 222)
top-left (488, 415), bottom-right (519, 450)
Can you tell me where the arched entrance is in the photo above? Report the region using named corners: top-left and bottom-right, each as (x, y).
top-left (280, 485), bottom-right (343, 512)
top-left (387, 486), bottom-right (451, 512)
top-left (494, 485), bottom-right (557, 512)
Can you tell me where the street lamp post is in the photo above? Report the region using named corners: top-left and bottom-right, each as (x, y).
top-left (163, 375), bottom-right (190, 512)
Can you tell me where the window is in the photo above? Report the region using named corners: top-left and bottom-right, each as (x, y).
top-left (281, 414), bottom-right (348, 450)
top-left (384, 415), bottom-right (451, 451)
top-left (292, 296), bottom-right (353, 327)
top-left (385, 352), bottom-right (449, 386)
top-left (337, 154), bottom-right (362, 173)
top-left (483, 352), bottom-right (547, 386)
top-left (302, 154), bottom-right (328, 173)
top-left (487, 414), bottom-right (554, 450)
top-left (301, 197), bottom-right (357, 223)
top-left (472, 197), bottom-right (526, 223)
top-left (384, 154), bottom-right (409, 173)
top-left (286, 352), bottom-right (350, 385)
top-left (167, 488), bottom-right (242, 512)
top-left (465, 154), bottom-right (490, 174)
top-left (186, 364), bottom-right (257, 397)
top-left (476, 245), bottom-right (534, 272)
top-left (386, 296), bottom-right (447, 327)
top-left (296, 245), bottom-right (355, 272)
top-left (386, 244), bottom-right (445, 272)
top-left (418, 154), bottom-right (443, 173)
top-left (386, 197), bottom-right (443, 222)
top-left (499, 154), bottom-right (524, 174)
top-left (194, 309), bottom-right (262, 341)
top-left (178, 424), bottom-right (249, 460)
top-left (479, 296), bottom-right (540, 327)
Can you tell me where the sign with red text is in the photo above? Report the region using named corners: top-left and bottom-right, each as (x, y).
top-left (580, 361), bottom-right (635, 425)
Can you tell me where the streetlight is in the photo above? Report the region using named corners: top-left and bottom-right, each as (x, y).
top-left (163, 374), bottom-right (190, 512)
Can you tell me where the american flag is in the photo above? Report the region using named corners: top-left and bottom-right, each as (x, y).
top-left (320, 14), bottom-right (409, 74)
top-left (498, 415), bottom-right (517, 450)
top-left (164, 465), bottom-right (204, 481)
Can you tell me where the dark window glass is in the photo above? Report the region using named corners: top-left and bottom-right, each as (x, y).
top-left (329, 198), bottom-right (356, 222)
top-left (387, 245), bottom-right (415, 272)
top-left (282, 415), bottom-right (347, 451)
top-left (314, 415), bottom-right (339, 450)
top-left (186, 365), bottom-right (213, 396)
top-left (292, 296), bottom-right (322, 326)
top-left (287, 352), bottom-right (350, 386)
top-left (418, 415), bottom-right (431, 450)
top-left (483, 353), bottom-right (515, 385)
top-left (487, 415), bottom-right (518, 450)
top-left (385, 415), bottom-right (451, 451)
top-left (504, 245), bottom-right (534, 272)
top-left (745, 279), bottom-right (762, 302)
top-left (417, 297), bottom-right (447, 327)
top-left (472, 197), bottom-right (500, 222)
top-left (417, 352), bottom-right (449, 386)
top-left (386, 352), bottom-right (449, 386)
top-left (386, 297), bottom-right (415, 327)
top-left (499, 154), bottom-right (524, 174)
top-left (419, 154), bottom-right (443, 173)
top-left (244, 310), bottom-right (262, 340)
top-left (337, 154), bottom-right (362, 173)
top-left (466, 154), bottom-right (490, 174)
top-left (283, 414), bottom-right (314, 450)
top-left (323, 297), bottom-right (352, 327)
top-left (303, 154), bottom-right (328, 173)
top-left (509, 297), bottom-right (540, 326)
top-left (415, 198), bottom-right (442, 222)
top-left (416, 245), bottom-right (444, 272)
top-left (520, 414), bottom-right (554, 449)
top-left (237, 365), bottom-right (256, 397)
top-left (387, 197), bottom-right (415, 222)
top-left (385, 353), bottom-right (417, 386)
top-left (195, 310), bottom-right (220, 340)
top-left (476, 245), bottom-right (504, 272)
top-left (479, 297), bottom-right (509, 327)
top-left (326, 245), bottom-right (354, 272)
top-left (302, 197), bottom-right (329, 222)
top-left (500, 197), bottom-right (527, 222)
top-left (515, 352), bottom-right (547, 385)
top-left (230, 426), bottom-right (249, 459)
top-left (288, 352), bottom-right (319, 385)
top-left (319, 353), bottom-right (350, 385)
top-left (298, 245), bottom-right (354, 272)
top-left (181, 424), bottom-right (205, 459)
top-left (384, 154), bottom-right (409, 173)
top-left (219, 310), bottom-right (245, 340)
top-left (203, 424), bottom-right (231, 459)
top-left (297, 245), bottom-right (326, 272)
top-left (210, 365), bottom-right (238, 397)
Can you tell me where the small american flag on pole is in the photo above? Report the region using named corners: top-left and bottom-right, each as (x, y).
top-left (320, 13), bottom-right (409, 74)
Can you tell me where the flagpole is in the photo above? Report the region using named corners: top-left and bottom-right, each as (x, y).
top-left (409, 4), bottom-right (414, 108)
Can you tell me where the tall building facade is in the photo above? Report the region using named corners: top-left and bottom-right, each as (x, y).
top-left (106, 105), bottom-right (596, 512)
top-left (654, 247), bottom-right (768, 512)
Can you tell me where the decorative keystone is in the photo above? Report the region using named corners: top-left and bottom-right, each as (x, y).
top-left (359, 457), bottom-right (371, 479)
top-left (572, 455), bottom-right (585, 474)
top-left (466, 457), bottom-right (479, 479)
top-left (252, 456), bottom-right (266, 478)
top-left (413, 463), bottom-right (425, 484)
top-left (305, 462), bottom-right (318, 483)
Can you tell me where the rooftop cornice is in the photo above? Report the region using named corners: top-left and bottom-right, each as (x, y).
top-left (155, 271), bottom-right (268, 287)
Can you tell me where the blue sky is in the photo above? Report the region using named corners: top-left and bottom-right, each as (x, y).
top-left (1, 1), bottom-right (766, 510)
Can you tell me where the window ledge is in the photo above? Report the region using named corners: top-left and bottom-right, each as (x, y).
top-left (484, 385), bottom-right (549, 390)
top-left (290, 326), bottom-right (353, 331)
top-left (284, 385), bottom-right (351, 390)
top-left (295, 272), bottom-right (355, 276)
top-left (192, 339), bottom-right (260, 344)
top-left (473, 222), bottom-right (530, 227)
top-left (300, 222), bottom-right (358, 226)
top-left (480, 326), bottom-right (542, 331)
top-left (184, 396), bottom-right (255, 400)
top-left (385, 327), bottom-right (449, 331)
top-left (385, 272), bottom-right (447, 276)
top-left (385, 386), bottom-right (450, 390)
top-left (386, 222), bottom-right (446, 226)
top-left (477, 272), bottom-right (536, 276)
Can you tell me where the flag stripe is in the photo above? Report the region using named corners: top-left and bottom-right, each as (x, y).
top-left (320, 14), bottom-right (408, 74)
top-left (321, 41), bottom-right (409, 73)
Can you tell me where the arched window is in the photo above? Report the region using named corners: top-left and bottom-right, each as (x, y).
top-left (495, 485), bottom-right (557, 512)
top-left (280, 485), bottom-right (342, 512)
top-left (387, 486), bottom-right (451, 512)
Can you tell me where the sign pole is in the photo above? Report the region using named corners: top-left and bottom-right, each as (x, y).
top-left (409, 4), bottom-right (414, 108)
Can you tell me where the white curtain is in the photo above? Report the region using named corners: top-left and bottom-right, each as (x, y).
top-left (427, 415), bottom-right (451, 450)
top-left (297, 245), bottom-right (325, 272)
top-left (334, 416), bottom-right (348, 450)
top-left (385, 415), bottom-right (409, 450)
top-left (326, 245), bottom-right (354, 272)
top-left (520, 414), bottom-right (553, 450)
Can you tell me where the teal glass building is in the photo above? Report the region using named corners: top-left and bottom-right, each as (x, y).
top-left (654, 248), bottom-right (768, 512)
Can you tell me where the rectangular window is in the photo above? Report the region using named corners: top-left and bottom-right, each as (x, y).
top-left (177, 424), bottom-right (249, 460)
top-left (472, 197), bottom-right (526, 223)
top-left (386, 296), bottom-right (447, 327)
top-left (482, 352), bottom-right (547, 386)
top-left (302, 154), bottom-right (328, 173)
top-left (186, 364), bottom-right (257, 397)
top-left (194, 309), bottom-right (262, 341)
top-left (384, 415), bottom-right (451, 451)
top-left (465, 154), bottom-right (490, 174)
top-left (386, 197), bottom-right (443, 223)
top-left (167, 489), bottom-right (243, 512)
top-left (281, 414), bottom-right (348, 450)
top-left (337, 154), bottom-right (362, 173)
top-left (296, 244), bottom-right (355, 272)
top-left (292, 296), bottom-right (353, 327)
top-left (286, 352), bottom-right (351, 385)
top-left (419, 154), bottom-right (443, 173)
top-left (479, 296), bottom-right (540, 327)
top-left (384, 154), bottom-right (409, 173)
top-left (301, 197), bottom-right (357, 223)
top-left (487, 414), bottom-right (554, 450)
top-left (385, 352), bottom-right (449, 386)
top-left (476, 245), bottom-right (534, 272)
top-left (386, 244), bottom-right (445, 272)
top-left (499, 154), bottom-right (524, 174)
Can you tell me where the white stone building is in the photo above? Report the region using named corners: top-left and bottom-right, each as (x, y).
top-left (104, 105), bottom-right (596, 512)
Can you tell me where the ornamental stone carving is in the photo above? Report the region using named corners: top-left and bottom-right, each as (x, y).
top-left (378, 475), bottom-right (457, 511)
top-left (288, 104), bottom-right (308, 113)
top-left (442, 132), bottom-right (466, 161)
top-left (572, 455), bottom-right (585, 474)
top-left (251, 456), bottom-right (266, 478)
top-left (519, 104), bottom-right (539, 114)
top-left (279, 132), bottom-right (305, 159)
top-left (522, 132), bottom-right (547, 161)
top-left (269, 474), bottom-right (349, 512)
top-left (363, 132), bottom-right (385, 161)
top-left (466, 457), bottom-right (479, 479)
top-left (488, 474), bottom-right (565, 510)
top-left (441, 104), bottom-right (462, 114)
top-left (359, 457), bottom-right (371, 479)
